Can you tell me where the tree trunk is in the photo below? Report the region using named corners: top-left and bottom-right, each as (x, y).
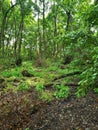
top-left (18, 16), bottom-right (24, 59)
top-left (0, 3), bottom-right (17, 57)
top-left (53, 2), bottom-right (57, 57)
top-left (42, 0), bottom-right (45, 54)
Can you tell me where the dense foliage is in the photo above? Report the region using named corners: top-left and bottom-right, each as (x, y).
top-left (0, 0), bottom-right (98, 129)
top-left (0, 0), bottom-right (98, 95)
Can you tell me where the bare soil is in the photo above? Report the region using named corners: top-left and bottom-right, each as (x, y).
top-left (0, 84), bottom-right (98, 130)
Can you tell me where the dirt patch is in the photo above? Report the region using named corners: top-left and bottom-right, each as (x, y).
top-left (29, 92), bottom-right (98, 130)
top-left (0, 87), bottom-right (98, 130)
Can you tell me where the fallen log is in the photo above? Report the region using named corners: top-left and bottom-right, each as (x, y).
top-left (44, 71), bottom-right (81, 88)
top-left (45, 82), bottom-right (79, 88)
top-left (63, 83), bottom-right (79, 86)
top-left (53, 71), bottom-right (81, 81)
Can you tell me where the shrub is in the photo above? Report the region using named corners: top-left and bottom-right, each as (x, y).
top-left (35, 83), bottom-right (44, 91)
top-left (53, 84), bottom-right (70, 99)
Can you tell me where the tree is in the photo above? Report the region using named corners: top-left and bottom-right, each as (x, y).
top-left (0, 0), bottom-right (17, 56)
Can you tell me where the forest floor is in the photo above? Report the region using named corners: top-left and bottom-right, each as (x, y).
top-left (0, 61), bottom-right (98, 130)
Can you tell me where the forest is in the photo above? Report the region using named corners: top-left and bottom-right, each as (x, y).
top-left (0, 0), bottom-right (98, 129)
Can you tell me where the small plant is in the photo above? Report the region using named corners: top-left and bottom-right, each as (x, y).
top-left (94, 88), bottom-right (98, 94)
top-left (76, 87), bottom-right (86, 98)
top-left (35, 83), bottom-right (44, 91)
top-left (25, 128), bottom-right (30, 130)
top-left (17, 82), bottom-right (30, 91)
top-left (53, 84), bottom-right (70, 99)
top-left (40, 91), bottom-right (52, 101)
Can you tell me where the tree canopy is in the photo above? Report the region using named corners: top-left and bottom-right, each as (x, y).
top-left (0, 0), bottom-right (98, 93)
top-left (0, 0), bottom-right (98, 129)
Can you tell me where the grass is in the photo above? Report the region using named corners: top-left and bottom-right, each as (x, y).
top-left (17, 82), bottom-right (30, 91)
top-left (0, 60), bottom-right (75, 100)
top-left (1, 67), bottom-right (23, 78)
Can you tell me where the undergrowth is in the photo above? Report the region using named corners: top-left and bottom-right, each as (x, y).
top-left (53, 84), bottom-right (70, 98)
